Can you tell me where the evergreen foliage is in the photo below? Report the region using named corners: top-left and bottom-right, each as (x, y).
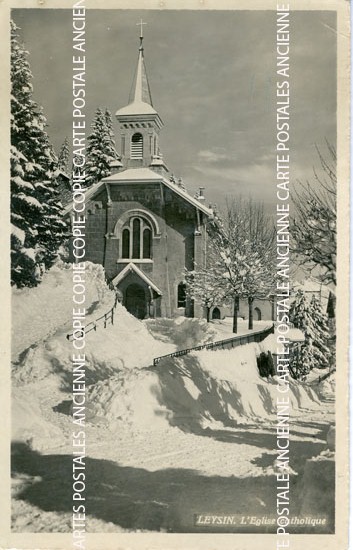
top-left (310, 294), bottom-right (331, 369)
top-left (289, 289), bottom-right (331, 379)
top-left (57, 137), bottom-right (70, 173)
top-left (85, 107), bottom-right (119, 187)
top-left (11, 20), bottom-right (67, 287)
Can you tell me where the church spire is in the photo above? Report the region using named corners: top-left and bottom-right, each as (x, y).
top-left (128, 20), bottom-right (153, 106)
top-left (115, 22), bottom-right (166, 171)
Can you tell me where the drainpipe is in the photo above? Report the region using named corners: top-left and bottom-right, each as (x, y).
top-left (103, 183), bottom-right (112, 272)
top-left (160, 183), bottom-right (172, 317)
top-left (148, 285), bottom-right (154, 318)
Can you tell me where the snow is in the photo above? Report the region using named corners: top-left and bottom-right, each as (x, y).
top-left (84, 335), bottom-right (322, 434)
top-left (210, 317), bottom-right (272, 340)
top-left (316, 372), bottom-right (335, 401)
top-left (12, 380), bottom-right (66, 451)
top-left (21, 195), bottom-right (43, 209)
top-left (11, 261), bottom-right (335, 533)
top-left (101, 169), bottom-right (213, 215)
top-left (115, 100), bottom-right (157, 117)
top-left (12, 261), bottom-right (114, 359)
top-left (12, 175), bottom-right (33, 191)
top-left (287, 327), bottom-right (305, 342)
top-left (11, 224), bottom-right (25, 245)
top-left (22, 247), bottom-right (36, 261)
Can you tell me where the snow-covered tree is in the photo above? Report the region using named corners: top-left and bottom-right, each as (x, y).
top-left (289, 289), bottom-right (331, 379)
top-left (310, 294), bottom-right (331, 369)
top-left (57, 137), bottom-right (70, 173)
top-left (104, 107), bottom-right (118, 158)
top-left (291, 144), bottom-right (336, 286)
top-left (185, 241), bottom-right (225, 322)
top-left (11, 20), bottom-right (67, 287)
top-left (289, 290), bottom-right (315, 378)
top-left (208, 199), bottom-right (275, 332)
top-left (85, 107), bottom-right (119, 187)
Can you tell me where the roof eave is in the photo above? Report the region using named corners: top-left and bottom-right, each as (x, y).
top-left (63, 175), bottom-right (213, 218)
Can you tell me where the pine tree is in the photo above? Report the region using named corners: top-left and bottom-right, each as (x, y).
top-left (11, 20), bottom-right (67, 287)
top-left (289, 289), bottom-right (331, 378)
top-left (58, 137), bottom-right (70, 173)
top-left (310, 294), bottom-right (331, 369)
top-left (85, 107), bottom-right (119, 187)
top-left (104, 107), bottom-right (119, 159)
top-left (289, 290), bottom-right (315, 378)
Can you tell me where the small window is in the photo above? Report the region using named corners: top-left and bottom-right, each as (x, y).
top-left (131, 132), bottom-right (143, 159)
top-left (177, 282), bottom-right (186, 308)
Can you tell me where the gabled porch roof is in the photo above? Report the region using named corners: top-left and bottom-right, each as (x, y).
top-left (111, 262), bottom-right (163, 296)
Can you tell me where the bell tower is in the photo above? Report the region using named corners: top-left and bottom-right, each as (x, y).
top-left (115, 21), bottom-right (167, 173)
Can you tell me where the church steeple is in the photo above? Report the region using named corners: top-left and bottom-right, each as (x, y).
top-left (115, 23), bottom-right (166, 172)
top-left (128, 21), bottom-right (153, 106)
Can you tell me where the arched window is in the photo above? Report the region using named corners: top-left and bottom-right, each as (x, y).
top-left (132, 218), bottom-right (141, 258)
top-left (120, 216), bottom-right (153, 260)
top-left (177, 282), bottom-right (186, 308)
top-left (131, 132), bottom-right (143, 159)
top-left (143, 228), bottom-right (151, 259)
top-left (122, 228), bottom-right (130, 259)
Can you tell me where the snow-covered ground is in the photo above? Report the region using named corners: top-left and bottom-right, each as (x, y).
top-left (209, 317), bottom-right (271, 340)
top-left (11, 262), bottom-right (335, 533)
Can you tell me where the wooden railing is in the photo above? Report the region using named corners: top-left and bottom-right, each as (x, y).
top-left (66, 293), bottom-right (118, 341)
top-left (153, 323), bottom-right (275, 366)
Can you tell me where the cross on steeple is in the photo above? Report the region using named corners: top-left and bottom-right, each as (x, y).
top-left (136, 18), bottom-right (147, 39)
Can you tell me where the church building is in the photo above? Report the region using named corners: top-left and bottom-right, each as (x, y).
top-left (66, 29), bottom-right (213, 319)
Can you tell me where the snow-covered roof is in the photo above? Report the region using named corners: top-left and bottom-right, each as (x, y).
top-left (103, 168), bottom-right (213, 216)
top-left (111, 262), bottom-right (162, 295)
top-left (116, 100), bottom-right (157, 117)
top-left (104, 167), bottom-right (161, 182)
top-left (63, 167), bottom-right (213, 217)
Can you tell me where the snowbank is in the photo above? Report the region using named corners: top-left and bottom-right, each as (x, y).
top-left (87, 338), bottom-right (322, 432)
top-left (11, 263), bottom-right (324, 440)
top-left (144, 316), bottom-right (217, 349)
top-left (209, 318), bottom-right (271, 341)
top-left (12, 261), bottom-right (114, 359)
top-left (12, 383), bottom-right (66, 451)
top-left (12, 301), bottom-right (174, 388)
top-left (317, 372), bottom-right (335, 400)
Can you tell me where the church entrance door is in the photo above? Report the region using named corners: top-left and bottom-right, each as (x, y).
top-left (125, 283), bottom-right (147, 319)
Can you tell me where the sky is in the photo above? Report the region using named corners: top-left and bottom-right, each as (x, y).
top-left (12, 9), bottom-right (337, 210)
